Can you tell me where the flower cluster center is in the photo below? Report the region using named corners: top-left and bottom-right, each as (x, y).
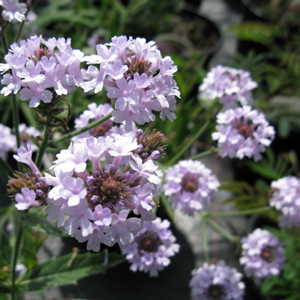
top-left (86, 168), bottom-right (130, 208)
top-left (261, 246), bottom-right (276, 263)
top-left (236, 123), bottom-right (254, 139)
top-left (206, 284), bottom-right (225, 300)
top-left (136, 231), bottom-right (162, 253)
top-left (181, 172), bottom-right (200, 193)
top-left (126, 56), bottom-right (153, 78)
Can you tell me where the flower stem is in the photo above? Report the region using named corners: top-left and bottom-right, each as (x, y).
top-left (165, 118), bottom-right (210, 168)
top-left (206, 217), bottom-right (238, 244)
top-left (208, 206), bottom-right (272, 218)
top-left (189, 147), bottom-right (220, 161)
top-left (49, 111), bottom-right (113, 146)
top-left (200, 212), bottom-right (210, 262)
top-left (35, 118), bottom-right (51, 170)
top-left (11, 212), bottom-right (23, 300)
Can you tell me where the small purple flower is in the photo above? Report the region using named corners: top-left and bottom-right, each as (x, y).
top-left (163, 160), bottom-right (220, 215)
top-left (212, 106), bottom-right (275, 161)
top-left (15, 187), bottom-right (36, 211)
top-left (122, 217), bottom-right (180, 276)
top-left (240, 229), bottom-right (285, 279)
top-left (190, 261), bottom-right (245, 300)
top-left (269, 176), bottom-right (300, 228)
top-left (199, 65), bottom-right (258, 109)
top-left (2, 0), bottom-right (27, 22)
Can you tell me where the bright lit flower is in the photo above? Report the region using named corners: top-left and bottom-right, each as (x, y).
top-left (269, 176), bottom-right (300, 228)
top-left (163, 160), bottom-right (220, 215)
top-left (45, 131), bottom-right (163, 251)
top-left (199, 65), bottom-right (257, 109)
top-left (1, 35), bottom-right (85, 107)
top-left (83, 35), bottom-right (180, 130)
top-left (212, 106), bottom-right (275, 161)
top-left (122, 217), bottom-right (180, 276)
top-left (240, 229), bottom-right (285, 279)
top-left (190, 261), bottom-right (245, 300)
top-left (2, 0), bottom-right (27, 22)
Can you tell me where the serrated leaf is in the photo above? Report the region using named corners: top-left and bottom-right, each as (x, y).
top-left (17, 251), bottom-right (125, 292)
top-left (21, 213), bottom-right (69, 237)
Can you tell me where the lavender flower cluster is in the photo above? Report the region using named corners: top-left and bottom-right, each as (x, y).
top-left (240, 229), bottom-right (285, 279)
top-left (0, 35), bottom-right (86, 107)
top-left (82, 35), bottom-right (180, 130)
top-left (212, 106), bottom-right (275, 161)
top-left (122, 217), bottom-right (180, 276)
top-left (189, 261), bottom-right (245, 300)
top-left (269, 176), bottom-right (300, 228)
top-left (199, 65), bottom-right (258, 110)
top-left (163, 160), bottom-right (220, 215)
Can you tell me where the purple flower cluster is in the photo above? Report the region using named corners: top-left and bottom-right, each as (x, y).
top-left (269, 176), bottom-right (300, 227)
top-left (0, 35), bottom-right (85, 107)
top-left (199, 65), bottom-right (258, 109)
top-left (9, 144), bottom-right (48, 210)
top-left (189, 261), bottom-right (245, 300)
top-left (122, 217), bottom-right (180, 276)
top-left (240, 229), bottom-right (285, 279)
top-left (1, 0), bottom-right (27, 23)
top-left (212, 106), bottom-right (275, 161)
top-left (44, 131), bottom-right (163, 251)
top-left (163, 160), bottom-right (220, 215)
top-left (82, 35), bottom-right (180, 130)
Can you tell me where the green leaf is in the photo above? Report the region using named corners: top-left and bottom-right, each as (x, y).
top-left (226, 22), bottom-right (280, 45)
top-left (17, 251), bottom-right (125, 292)
top-left (160, 194), bottom-right (175, 221)
top-left (0, 231), bottom-right (11, 267)
top-left (0, 158), bottom-right (14, 183)
top-left (21, 228), bottom-right (48, 270)
top-left (21, 213), bottom-right (69, 237)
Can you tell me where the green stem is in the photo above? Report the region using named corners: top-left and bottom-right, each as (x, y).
top-left (11, 213), bottom-right (23, 300)
top-left (35, 119), bottom-right (51, 169)
top-left (208, 206), bottom-right (272, 218)
top-left (206, 217), bottom-right (238, 244)
top-left (200, 212), bottom-right (210, 261)
top-left (189, 147), bottom-right (220, 161)
top-left (49, 111), bottom-right (113, 146)
top-left (166, 118), bottom-right (210, 168)
top-left (14, 20), bottom-right (25, 43)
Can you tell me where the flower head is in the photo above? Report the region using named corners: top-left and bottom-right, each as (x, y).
top-left (2, 0), bottom-right (27, 23)
top-left (1, 35), bottom-right (85, 107)
top-left (240, 229), bottom-right (285, 279)
top-left (269, 176), bottom-right (300, 227)
top-left (199, 65), bottom-right (257, 109)
top-left (83, 35), bottom-right (180, 130)
top-left (46, 130), bottom-right (163, 251)
top-left (212, 106), bottom-right (275, 161)
top-left (189, 261), bottom-right (245, 300)
top-left (122, 217), bottom-right (180, 276)
top-left (163, 160), bottom-right (220, 215)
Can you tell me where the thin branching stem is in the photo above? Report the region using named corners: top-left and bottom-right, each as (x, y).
top-left (49, 111), bottom-right (113, 146)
